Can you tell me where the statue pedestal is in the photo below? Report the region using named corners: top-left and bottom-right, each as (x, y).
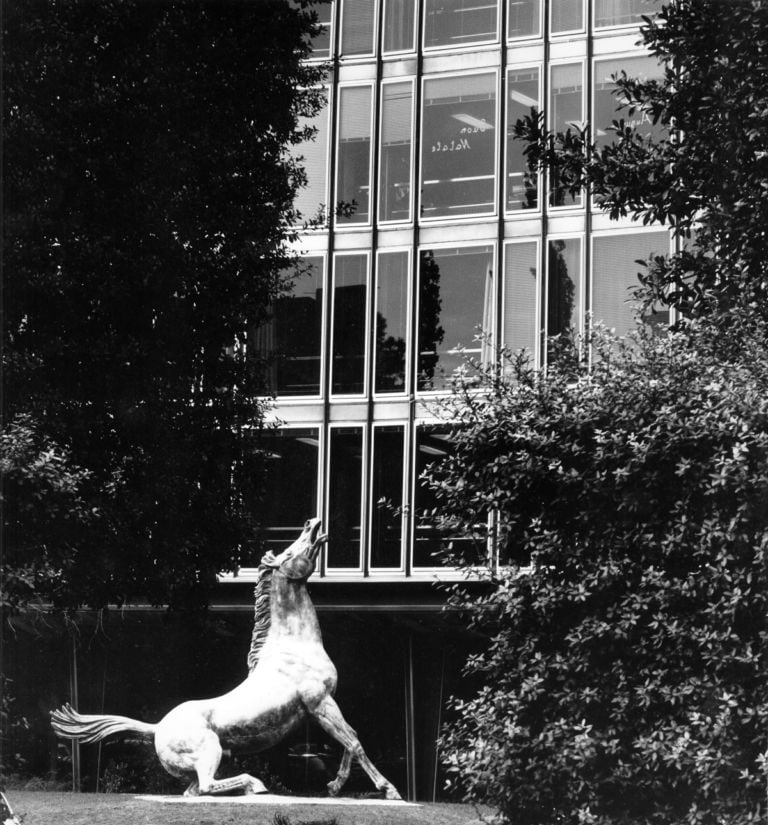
top-left (135, 793), bottom-right (418, 807)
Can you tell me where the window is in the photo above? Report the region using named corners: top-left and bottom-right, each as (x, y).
top-left (254, 257), bottom-right (324, 397)
top-left (549, 63), bottom-right (583, 208)
top-left (258, 428), bottom-right (320, 555)
top-left (421, 72), bottom-right (497, 220)
top-left (546, 237), bottom-right (582, 361)
top-left (595, 0), bottom-right (661, 28)
top-left (507, 0), bottom-right (541, 39)
top-left (383, 0), bottom-right (416, 52)
top-left (550, 0), bottom-right (584, 33)
top-left (293, 103), bottom-right (330, 222)
top-left (331, 254), bottom-right (368, 395)
top-left (327, 427), bottom-right (364, 569)
top-left (375, 251), bottom-right (409, 393)
top-left (379, 81), bottom-right (414, 223)
top-left (592, 231), bottom-right (669, 337)
top-left (506, 66), bottom-right (540, 211)
top-left (307, 1), bottom-right (333, 58)
top-left (341, 0), bottom-right (376, 56)
top-left (424, 0), bottom-right (498, 49)
top-left (336, 85), bottom-right (373, 225)
top-left (370, 425), bottom-right (406, 569)
top-left (417, 245), bottom-right (494, 391)
top-left (503, 241), bottom-right (538, 357)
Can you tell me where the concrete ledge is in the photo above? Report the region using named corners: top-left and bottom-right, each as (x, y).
top-left (135, 793), bottom-right (419, 807)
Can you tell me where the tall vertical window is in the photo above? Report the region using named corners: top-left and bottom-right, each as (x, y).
top-left (592, 231), bottom-right (669, 337)
top-left (341, 0), bottom-right (376, 56)
top-left (307, 1), bottom-right (333, 58)
top-left (327, 427), bottom-right (364, 569)
top-left (370, 425), bottom-right (406, 569)
top-left (293, 104), bottom-right (329, 222)
top-left (424, 0), bottom-right (498, 49)
top-left (546, 237), bottom-right (582, 361)
top-left (508, 0), bottom-right (541, 39)
top-left (259, 428), bottom-right (320, 555)
top-left (337, 85), bottom-right (373, 225)
top-left (332, 254), bottom-right (368, 395)
top-left (550, 0), bottom-right (584, 33)
top-left (383, 0), bottom-right (416, 52)
top-left (595, 0), bottom-right (661, 28)
top-left (379, 81), bottom-right (414, 223)
top-left (375, 251), bottom-right (409, 393)
top-left (506, 66), bottom-right (540, 211)
top-left (550, 63), bottom-right (583, 208)
top-left (254, 257), bottom-right (324, 397)
top-left (421, 72), bottom-right (497, 220)
top-left (503, 241), bottom-right (538, 357)
top-left (417, 245), bottom-right (494, 391)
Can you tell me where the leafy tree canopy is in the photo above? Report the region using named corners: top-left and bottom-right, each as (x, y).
top-left (2, 0), bottom-right (326, 610)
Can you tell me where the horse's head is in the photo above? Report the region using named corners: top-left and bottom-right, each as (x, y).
top-left (260, 518), bottom-right (327, 581)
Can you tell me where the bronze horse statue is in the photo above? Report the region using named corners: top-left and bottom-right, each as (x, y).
top-left (51, 518), bottom-right (402, 799)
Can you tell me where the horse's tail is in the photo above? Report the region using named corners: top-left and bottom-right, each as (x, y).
top-left (50, 703), bottom-right (157, 744)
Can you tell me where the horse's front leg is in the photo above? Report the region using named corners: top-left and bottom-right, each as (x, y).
top-left (311, 696), bottom-right (402, 800)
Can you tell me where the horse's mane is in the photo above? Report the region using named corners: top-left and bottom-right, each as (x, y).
top-left (246, 565), bottom-right (273, 673)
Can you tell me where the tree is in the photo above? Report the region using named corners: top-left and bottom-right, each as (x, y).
top-left (2, 0), bottom-right (326, 609)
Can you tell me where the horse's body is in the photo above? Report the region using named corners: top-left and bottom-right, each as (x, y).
top-left (51, 519), bottom-right (401, 799)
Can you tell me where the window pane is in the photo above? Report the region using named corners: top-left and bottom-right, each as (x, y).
top-left (383, 0), bottom-right (416, 52)
top-left (379, 82), bottom-right (413, 223)
top-left (594, 56), bottom-right (665, 147)
top-left (550, 63), bottom-right (583, 207)
top-left (254, 257), bottom-right (324, 396)
top-left (259, 428), bottom-right (319, 555)
top-left (546, 237), bottom-right (581, 360)
top-left (595, 0), bottom-right (661, 28)
top-left (371, 426), bottom-right (405, 568)
top-left (308, 1), bottom-right (333, 58)
top-left (551, 0), bottom-right (583, 32)
top-left (417, 245), bottom-right (494, 391)
top-left (375, 251), bottom-right (409, 393)
top-left (506, 66), bottom-right (540, 211)
top-left (328, 427), bottom-right (363, 568)
top-left (507, 0), bottom-right (541, 39)
top-left (424, 0), bottom-right (498, 48)
top-left (337, 86), bottom-right (372, 224)
top-left (421, 73), bottom-right (497, 219)
top-left (293, 105), bottom-right (329, 221)
top-left (504, 242), bottom-right (538, 355)
top-left (341, 0), bottom-right (376, 55)
top-left (592, 231), bottom-right (669, 337)
top-left (332, 254), bottom-right (368, 395)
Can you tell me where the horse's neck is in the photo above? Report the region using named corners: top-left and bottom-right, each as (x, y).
top-left (268, 577), bottom-right (322, 643)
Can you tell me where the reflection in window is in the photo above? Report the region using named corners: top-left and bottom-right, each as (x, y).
top-left (293, 105), bottom-right (329, 222)
top-left (383, 0), bottom-right (416, 52)
top-left (332, 254), bottom-right (368, 395)
top-left (504, 241), bottom-right (538, 356)
top-left (327, 427), bottom-right (363, 568)
top-left (259, 428), bottom-right (319, 555)
top-left (370, 426), bottom-right (405, 568)
top-left (307, 1), bottom-right (333, 58)
top-left (337, 86), bottom-right (372, 224)
top-left (417, 245), bottom-right (494, 391)
top-left (375, 251), bottom-right (409, 393)
top-left (421, 73), bottom-right (496, 219)
top-left (508, 0), bottom-right (541, 39)
top-left (551, 0), bottom-right (583, 32)
top-left (506, 67), bottom-right (540, 211)
top-left (379, 82), bottom-right (413, 223)
top-left (255, 257), bottom-right (324, 396)
top-left (424, 0), bottom-right (498, 48)
top-left (595, 0), bottom-right (661, 28)
top-left (341, 0), bottom-right (376, 56)
top-left (594, 56), bottom-right (664, 147)
top-left (592, 231), bottom-right (669, 337)
top-left (546, 238), bottom-right (582, 362)
top-left (550, 63), bottom-right (583, 208)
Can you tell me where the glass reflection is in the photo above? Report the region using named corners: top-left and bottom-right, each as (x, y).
top-left (379, 82), bottom-right (413, 223)
top-left (370, 426), bottom-right (405, 568)
top-left (506, 67), bottom-right (539, 211)
top-left (375, 251), bottom-right (409, 393)
top-left (337, 86), bottom-right (372, 224)
top-left (327, 427), bottom-right (363, 568)
top-left (332, 254), bottom-right (367, 395)
top-left (546, 238), bottom-right (581, 363)
top-left (424, 0), bottom-right (498, 49)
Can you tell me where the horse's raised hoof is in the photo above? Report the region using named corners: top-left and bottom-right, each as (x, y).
top-left (327, 779), bottom-right (342, 797)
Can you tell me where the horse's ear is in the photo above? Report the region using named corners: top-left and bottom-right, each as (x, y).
top-left (281, 556), bottom-right (315, 580)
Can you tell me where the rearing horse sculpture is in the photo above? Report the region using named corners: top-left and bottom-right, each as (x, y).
top-left (51, 519), bottom-right (402, 799)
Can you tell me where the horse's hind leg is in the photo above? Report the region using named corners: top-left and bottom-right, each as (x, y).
top-left (311, 696), bottom-right (402, 800)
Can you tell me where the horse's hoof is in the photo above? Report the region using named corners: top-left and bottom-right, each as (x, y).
top-left (383, 785), bottom-right (402, 800)
top-left (246, 777), bottom-right (268, 795)
top-left (327, 780), bottom-right (341, 797)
